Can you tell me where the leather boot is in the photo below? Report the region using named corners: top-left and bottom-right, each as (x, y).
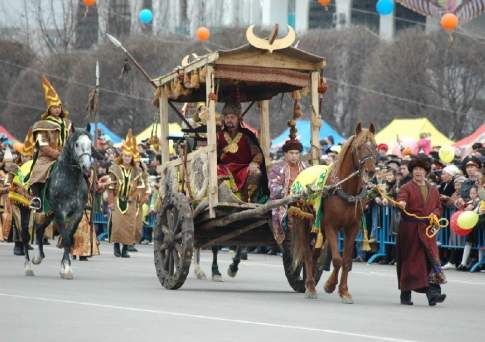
top-left (426, 284), bottom-right (446, 306)
top-left (121, 244), bottom-right (130, 258)
top-left (400, 291), bottom-right (413, 305)
top-left (14, 241), bottom-right (24, 256)
top-left (113, 243), bottom-right (121, 257)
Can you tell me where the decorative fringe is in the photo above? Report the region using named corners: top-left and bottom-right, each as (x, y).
top-left (361, 228), bottom-right (371, 252)
top-left (315, 232), bottom-right (324, 249)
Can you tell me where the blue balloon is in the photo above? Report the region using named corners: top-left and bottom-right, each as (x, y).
top-left (139, 9), bottom-right (153, 24)
top-left (376, 0), bottom-right (394, 16)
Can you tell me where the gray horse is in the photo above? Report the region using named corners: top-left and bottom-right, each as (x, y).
top-left (25, 129), bottom-right (92, 279)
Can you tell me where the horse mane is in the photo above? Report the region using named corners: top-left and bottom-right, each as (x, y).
top-left (333, 129), bottom-right (375, 173)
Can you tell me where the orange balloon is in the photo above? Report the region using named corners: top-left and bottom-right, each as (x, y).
top-left (83, 0), bottom-right (96, 7)
top-left (196, 27), bottom-right (210, 41)
top-left (441, 13), bottom-right (458, 32)
top-left (319, 0), bottom-right (331, 6)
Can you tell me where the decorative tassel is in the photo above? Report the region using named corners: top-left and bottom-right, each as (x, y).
top-left (361, 229), bottom-right (371, 252)
top-left (315, 232), bottom-right (324, 249)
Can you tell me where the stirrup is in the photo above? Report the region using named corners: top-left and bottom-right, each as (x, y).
top-left (30, 197), bottom-right (42, 211)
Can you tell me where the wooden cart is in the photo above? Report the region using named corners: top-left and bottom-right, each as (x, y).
top-left (153, 27), bottom-right (326, 291)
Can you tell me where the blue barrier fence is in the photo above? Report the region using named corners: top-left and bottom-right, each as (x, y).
top-left (339, 206), bottom-right (485, 272)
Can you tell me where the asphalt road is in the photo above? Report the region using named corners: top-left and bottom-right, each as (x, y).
top-left (1, 242), bottom-right (483, 342)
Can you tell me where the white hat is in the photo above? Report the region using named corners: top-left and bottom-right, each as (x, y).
top-left (442, 165), bottom-right (460, 178)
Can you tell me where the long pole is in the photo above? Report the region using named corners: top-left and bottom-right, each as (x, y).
top-left (89, 60), bottom-right (100, 255)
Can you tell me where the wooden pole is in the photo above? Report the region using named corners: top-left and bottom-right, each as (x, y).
top-left (310, 71), bottom-right (321, 165)
top-left (206, 66), bottom-right (218, 218)
top-left (259, 100), bottom-right (271, 169)
top-left (160, 87), bottom-right (169, 165)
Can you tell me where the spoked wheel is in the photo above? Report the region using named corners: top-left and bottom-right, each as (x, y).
top-left (154, 193), bottom-right (194, 290)
top-left (282, 241), bottom-right (324, 293)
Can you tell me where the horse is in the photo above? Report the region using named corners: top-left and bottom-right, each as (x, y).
top-left (193, 246), bottom-right (245, 282)
top-left (291, 123), bottom-right (377, 302)
top-left (24, 129), bottom-right (92, 279)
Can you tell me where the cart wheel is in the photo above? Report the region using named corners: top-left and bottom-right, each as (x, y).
top-left (282, 241), bottom-right (324, 293)
top-left (154, 192), bottom-right (194, 290)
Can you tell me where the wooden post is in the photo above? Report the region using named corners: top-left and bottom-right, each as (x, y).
top-left (310, 71), bottom-right (321, 165)
top-left (206, 66), bottom-right (218, 218)
top-left (159, 87), bottom-right (169, 165)
top-left (259, 100), bottom-right (271, 169)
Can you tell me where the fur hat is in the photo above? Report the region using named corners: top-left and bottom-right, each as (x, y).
top-left (282, 139), bottom-right (303, 153)
top-left (409, 155), bottom-right (431, 173)
top-left (222, 101), bottom-right (242, 116)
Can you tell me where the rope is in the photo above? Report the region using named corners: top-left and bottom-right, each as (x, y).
top-left (375, 186), bottom-right (449, 238)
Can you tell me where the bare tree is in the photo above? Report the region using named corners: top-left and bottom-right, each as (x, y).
top-left (31, 0), bottom-right (77, 54)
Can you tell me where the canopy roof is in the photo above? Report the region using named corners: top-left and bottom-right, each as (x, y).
top-left (89, 122), bottom-right (122, 145)
top-left (153, 43), bottom-right (325, 103)
top-left (375, 118), bottom-right (454, 147)
top-left (271, 120), bottom-right (345, 151)
top-left (136, 122), bottom-right (183, 142)
top-left (454, 123), bottom-right (485, 148)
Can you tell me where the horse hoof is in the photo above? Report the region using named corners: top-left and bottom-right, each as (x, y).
top-left (195, 271), bottom-right (207, 280)
top-left (211, 274), bottom-right (223, 282)
top-left (32, 256), bottom-right (43, 265)
top-left (24, 267), bottom-right (35, 276)
top-left (340, 295), bottom-right (354, 304)
top-left (305, 289), bottom-right (318, 299)
top-left (324, 284), bottom-right (336, 294)
top-left (60, 272), bottom-right (74, 280)
top-left (227, 266), bottom-right (238, 278)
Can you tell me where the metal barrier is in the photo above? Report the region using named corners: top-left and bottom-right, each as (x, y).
top-left (360, 205), bottom-right (485, 272)
top-left (93, 212), bottom-right (109, 241)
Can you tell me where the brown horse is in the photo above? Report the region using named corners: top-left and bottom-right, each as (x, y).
top-left (291, 123), bottom-right (377, 302)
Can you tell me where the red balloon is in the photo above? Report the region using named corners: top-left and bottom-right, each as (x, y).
top-left (83, 0), bottom-right (96, 7)
top-left (450, 210), bottom-right (472, 237)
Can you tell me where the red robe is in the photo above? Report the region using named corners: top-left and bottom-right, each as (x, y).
top-left (396, 181), bottom-right (444, 292)
top-left (217, 130), bottom-right (258, 191)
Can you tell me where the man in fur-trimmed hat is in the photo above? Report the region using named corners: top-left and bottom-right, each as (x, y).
top-left (395, 155), bottom-right (447, 306)
top-left (268, 138), bottom-right (306, 244)
top-left (217, 101), bottom-right (269, 203)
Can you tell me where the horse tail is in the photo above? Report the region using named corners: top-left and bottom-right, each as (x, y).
top-left (288, 211), bottom-right (311, 271)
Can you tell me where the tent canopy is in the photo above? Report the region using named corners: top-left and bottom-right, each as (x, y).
top-left (89, 122), bottom-right (122, 145)
top-left (375, 118), bottom-right (454, 148)
top-left (0, 125), bottom-right (18, 143)
top-left (454, 123), bottom-right (485, 148)
top-left (271, 120), bottom-right (345, 151)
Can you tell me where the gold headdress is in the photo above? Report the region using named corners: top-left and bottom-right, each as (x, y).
top-left (121, 129), bottom-right (139, 161)
top-left (21, 128), bottom-right (35, 157)
top-left (41, 76), bottom-right (67, 119)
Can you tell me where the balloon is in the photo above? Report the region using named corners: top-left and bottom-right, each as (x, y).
top-left (319, 0), bottom-right (331, 6)
top-left (139, 9), bottom-right (153, 24)
top-left (83, 0), bottom-right (96, 6)
top-left (376, 0), bottom-right (394, 16)
top-left (457, 211), bottom-right (479, 230)
top-left (441, 13), bottom-right (459, 32)
top-left (196, 26), bottom-right (210, 41)
top-left (450, 211), bottom-right (472, 237)
top-left (439, 145), bottom-right (455, 164)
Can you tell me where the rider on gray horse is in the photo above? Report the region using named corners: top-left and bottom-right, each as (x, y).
top-left (28, 76), bottom-right (72, 214)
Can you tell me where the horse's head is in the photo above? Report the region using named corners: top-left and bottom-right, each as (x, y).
top-left (65, 129), bottom-right (92, 175)
top-left (352, 123), bottom-right (377, 181)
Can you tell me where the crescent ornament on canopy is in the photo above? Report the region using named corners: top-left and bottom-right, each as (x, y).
top-left (246, 25), bottom-right (296, 53)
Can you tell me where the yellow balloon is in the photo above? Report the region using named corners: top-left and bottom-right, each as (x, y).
top-left (439, 145), bottom-right (455, 164)
top-left (457, 211), bottom-right (479, 230)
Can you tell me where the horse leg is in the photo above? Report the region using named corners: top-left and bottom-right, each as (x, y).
top-left (193, 248), bottom-right (207, 280)
top-left (21, 207), bottom-right (34, 276)
top-left (324, 225), bottom-right (342, 294)
top-left (227, 247), bottom-right (241, 278)
top-left (32, 213), bottom-right (51, 265)
top-left (339, 224), bottom-right (359, 304)
top-left (211, 246), bottom-right (223, 282)
top-left (303, 224), bottom-right (318, 299)
top-left (59, 213), bottom-right (83, 280)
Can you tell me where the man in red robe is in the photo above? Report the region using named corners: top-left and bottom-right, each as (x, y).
top-left (396, 155), bottom-right (447, 306)
top-left (217, 102), bottom-right (268, 203)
